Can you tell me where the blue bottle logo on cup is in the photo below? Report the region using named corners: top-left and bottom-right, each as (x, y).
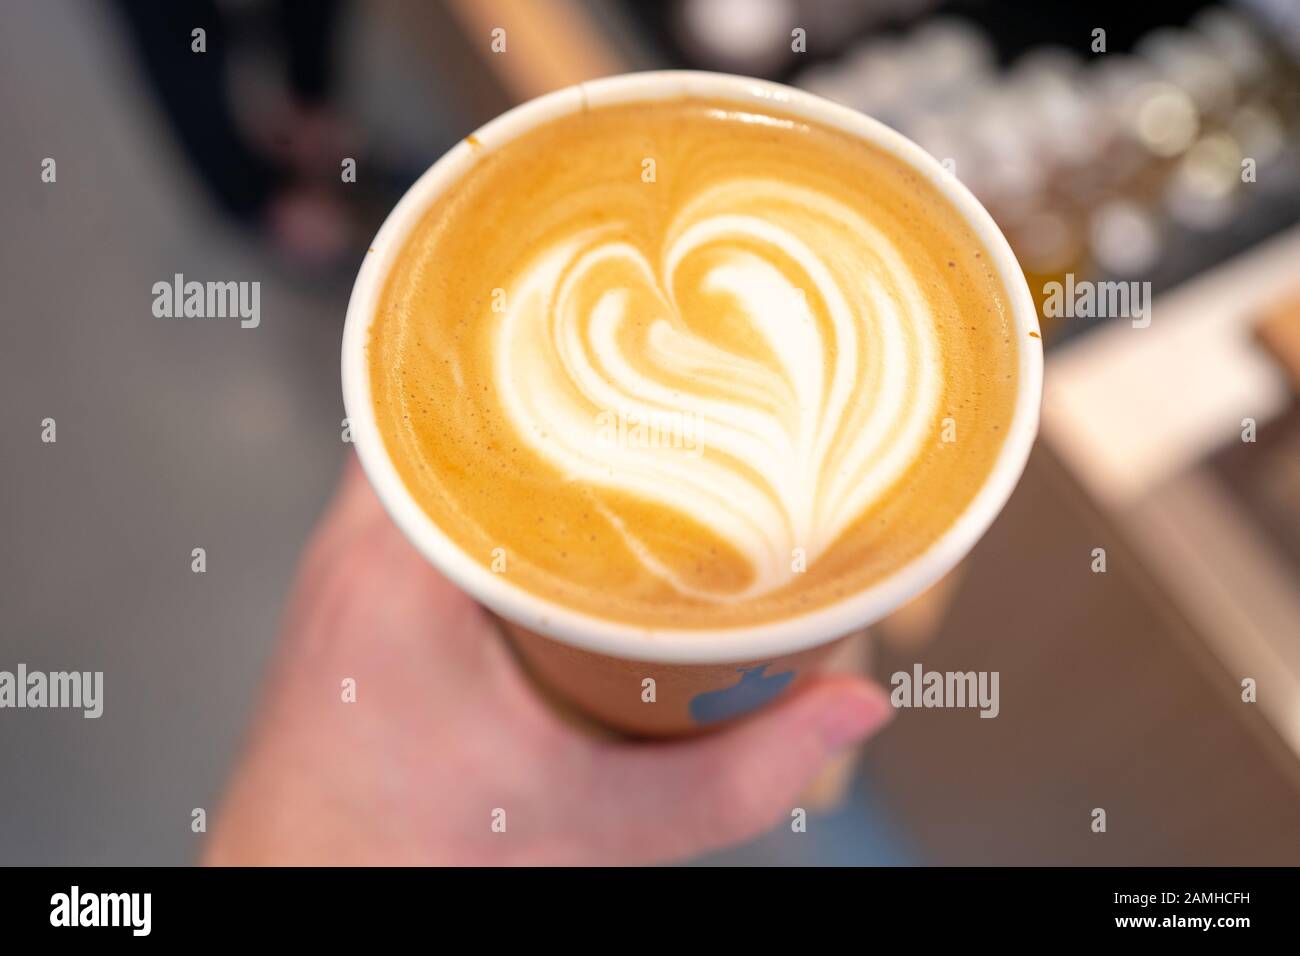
top-left (689, 664), bottom-right (796, 725)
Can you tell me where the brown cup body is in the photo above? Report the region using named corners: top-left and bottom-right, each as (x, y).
top-left (504, 621), bottom-right (852, 736)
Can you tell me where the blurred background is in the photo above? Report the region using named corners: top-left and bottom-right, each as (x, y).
top-left (2, 0), bottom-right (1299, 864)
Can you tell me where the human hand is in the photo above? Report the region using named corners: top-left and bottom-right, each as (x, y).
top-left (205, 457), bottom-right (892, 865)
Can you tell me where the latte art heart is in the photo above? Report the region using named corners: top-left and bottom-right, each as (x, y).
top-left (497, 178), bottom-right (941, 601)
top-left (368, 97), bottom-right (1018, 628)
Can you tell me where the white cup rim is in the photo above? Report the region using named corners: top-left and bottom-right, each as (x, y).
top-left (341, 70), bottom-right (1042, 665)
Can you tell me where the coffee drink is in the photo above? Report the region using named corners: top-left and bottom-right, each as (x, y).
top-left (368, 96), bottom-right (1018, 628)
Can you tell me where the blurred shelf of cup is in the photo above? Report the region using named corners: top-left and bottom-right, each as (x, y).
top-left (633, 0), bottom-right (1300, 347)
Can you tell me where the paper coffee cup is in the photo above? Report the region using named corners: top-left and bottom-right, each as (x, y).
top-left (341, 71), bottom-right (1042, 736)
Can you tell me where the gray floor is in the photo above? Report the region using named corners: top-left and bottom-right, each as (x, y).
top-left (0, 0), bottom-right (911, 865)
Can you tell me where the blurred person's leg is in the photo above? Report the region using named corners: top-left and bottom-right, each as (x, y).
top-left (114, 0), bottom-right (353, 268)
top-left (266, 0), bottom-right (355, 180)
top-left (112, 0), bottom-right (281, 224)
top-left (279, 0), bottom-right (342, 104)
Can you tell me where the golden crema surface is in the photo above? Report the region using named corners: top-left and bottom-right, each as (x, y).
top-left (369, 96), bottom-right (1018, 628)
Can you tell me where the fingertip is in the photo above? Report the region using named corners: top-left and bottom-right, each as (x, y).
top-left (810, 677), bottom-right (894, 752)
top-left (586, 676), bottom-right (893, 862)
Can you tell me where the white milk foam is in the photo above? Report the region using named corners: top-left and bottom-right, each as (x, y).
top-left (495, 177), bottom-right (942, 601)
